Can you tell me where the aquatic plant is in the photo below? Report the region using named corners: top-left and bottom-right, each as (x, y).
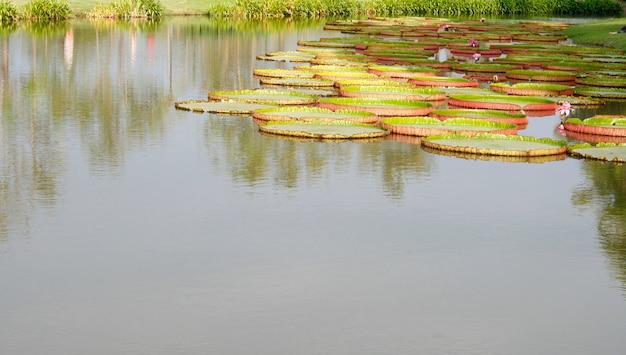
top-left (206, 0), bottom-right (622, 18)
top-left (22, 0), bottom-right (72, 21)
top-left (0, 1), bottom-right (19, 22)
top-left (568, 142), bottom-right (626, 163)
top-left (88, 0), bottom-right (163, 19)
top-left (422, 133), bottom-right (568, 157)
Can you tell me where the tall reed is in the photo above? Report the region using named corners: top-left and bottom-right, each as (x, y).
top-left (0, 0), bottom-right (19, 22)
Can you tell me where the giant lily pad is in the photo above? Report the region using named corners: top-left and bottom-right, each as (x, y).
top-left (490, 83), bottom-right (573, 96)
top-left (339, 86), bottom-right (446, 101)
top-left (258, 77), bottom-right (335, 88)
top-left (253, 68), bottom-right (316, 79)
top-left (447, 94), bottom-right (557, 112)
top-left (563, 116), bottom-right (626, 137)
top-left (575, 76), bottom-right (626, 88)
top-left (573, 87), bottom-right (626, 100)
top-left (567, 142), bottom-right (626, 163)
top-left (318, 97), bottom-right (433, 116)
top-left (208, 89), bottom-right (317, 105)
top-left (505, 69), bottom-right (576, 82)
top-left (367, 64), bottom-right (439, 78)
top-left (429, 108), bottom-right (528, 126)
top-left (252, 107), bottom-right (377, 124)
top-left (408, 76), bottom-right (479, 88)
top-left (258, 120), bottom-right (389, 139)
top-left (379, 117), bottom-right (518, 136)
top-left (421, 133), bottom-right (568, 157)
top-left (175, 100), bottom-right (277, 114)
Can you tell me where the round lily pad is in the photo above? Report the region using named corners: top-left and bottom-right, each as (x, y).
top-left (505, 69), bottom-right (576, 82)
top-left (380, 117), bottom-right (518, 136)
top-left (367, 64), bottom-right (439, 78)
top-left (568, 142), bottom-right (626, 163)
top-left (252, 107), bottom-right (377, 124)
top-left (258, 77), bottom-right (336, 88)
top-left (318, 97), bottom-right (433, 116)
top-left (447, 94), bottom-right (557, 112)
top-left (208, 89), bottom-right (317, 105)
top-left (420, 145), bottom-right (567, 163)
top-left (490, 83), bottom-right (573, 96)
top-left (408, 76), bottom-right (479, 88)
top-left (339, 86), bottom-right (446, 101)
top-left (258, 120), bottom-right (389, 139)
top-left (429, 108), bottom-right (529, 126)
top-left (421, 133), bottom-right (568, 157)
top-left (253, 68), bottom-right (316, 79)
top-left (175, 100), bottom-right (277, 114)
top-left (563, 116), bottom-right (626, 137)
top-left (573, 87), bottom-right (626, 100)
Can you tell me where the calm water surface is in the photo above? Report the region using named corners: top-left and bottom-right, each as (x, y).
top-left (1, 17), bottom-right (625, 355)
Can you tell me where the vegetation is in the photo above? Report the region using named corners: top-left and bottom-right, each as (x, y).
top-left (207, 0), bottom-right (623, 18)
top-left (87, 0), bottom-right (163, 18)
top-left (0, 1), bottom-right (18, 21)
top-left (21, 0), bottom-right (72, 20)
top-left (564, 18), bottom-right (626, 51)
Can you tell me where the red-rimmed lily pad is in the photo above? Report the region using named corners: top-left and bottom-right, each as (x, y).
top-left (258, 77), bottom-right (336, 88)
top-left (318, 97), bottom-right (433, 116)
top-left (367, 64), bottom-right (439, 78)
top-left (505, 69), bottom-right (576, 82)
top-left (447, 94), bottom-right (557, 111)
top-left (334, 79), bottom-right (414, 89)
top-left (573, 87), bottom-right (626, 100)
top-left (258, 120), bottom-right (389, 140)
top-left (490, 83), bottom-right (573, 96)
top-left (252, 107), bottom-right (378, 124)
top-left (421, 133), bottom-right (568, 157)
top-left (209, 89), bottom-right (317, 105)
top-left (568, 142), bottom-right (626, 163)
top-left (379, 117), bottom-right (518, 136)
top-left (408, 76), bottom-right (479, 88)
top-left (451, 63), bottom-right (519, 73)
top-left (563, 116), bottom-right (626, 137)
top-left (429, 108), bottom-right (529, 126)
top-left (575, 76), bottom-right (626, 88)
top-left (174, 100), bottom-right (277, 114)
top-left (339, 86), bottom-right (446, 101)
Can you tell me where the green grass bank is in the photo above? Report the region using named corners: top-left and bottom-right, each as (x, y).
top-left (8, 0), bottom-right (225, 15)
top-left (563, 18), bottom-right (626, 51)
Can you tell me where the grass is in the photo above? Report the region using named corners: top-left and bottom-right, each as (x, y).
top-left (563, 18), bottom-right (626, 51)
top-left (9, 0), bottom-right (227, 15)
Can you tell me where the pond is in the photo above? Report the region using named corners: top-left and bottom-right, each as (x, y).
top-left (1, 16), bottom-right (625, 354)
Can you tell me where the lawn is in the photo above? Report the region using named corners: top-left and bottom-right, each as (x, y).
top-left (563, 18), bottom-right (626, 51)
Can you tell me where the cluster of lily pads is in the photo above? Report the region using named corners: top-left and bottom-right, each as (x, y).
top-left (176, 17), bottom-right (626, 163)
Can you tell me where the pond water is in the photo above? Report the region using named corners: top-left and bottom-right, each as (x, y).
top-left (1, 16), bottom-right (625, 355)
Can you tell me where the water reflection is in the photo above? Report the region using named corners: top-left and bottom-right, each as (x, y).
top-left (572, 162), bottom-right (626, 292)
top-left (203, 116), bottom-right (435, 198)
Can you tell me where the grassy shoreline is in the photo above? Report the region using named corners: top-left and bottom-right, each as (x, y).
top-left (563, 18), bottom-right (626, 51)
top-left (7, 0), bottom-right (626, 52)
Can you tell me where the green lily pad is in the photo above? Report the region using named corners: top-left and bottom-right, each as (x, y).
top-left (448, 94), bottom-right (557, 111)
top-left (380, 117), bottom-right (518, 136)
top-left (339, 85), bottom-right (446, 101)
top-left (175, 100), bottom-right (277, 114)
top-left (421, 133), bottom-right (568, 157)
top-left (318, 97), bottom-right (433, 116)
top-left (258, 120), bottom-right (389, 139)
top-left (574, 86), bottom-right (626, 99)
top-left (209, 89), bottom-right (318, 105)
top-left (568, 142), bottom-right (626, 163)
top-left (252, 107), bottom-right (377, 124)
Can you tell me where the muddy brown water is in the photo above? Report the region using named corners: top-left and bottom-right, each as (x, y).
top-left (1, 17), bottom-right (625, 354)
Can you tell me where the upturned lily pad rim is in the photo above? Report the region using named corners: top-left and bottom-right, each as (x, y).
top-left (209, 89), bottom-right (318, 105)
top-left (430, 108), bottom-right (527, 119)
top-left (174, 100), bottom-right (277, 114)
top-left (567, 142), bottom-right (626, 163)
top-left (258, 120), bottom-right (389, 140)
top-left (421, 133), bottom-right (568, 157)
top-left (252, 106), bottom-right (377, 123)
